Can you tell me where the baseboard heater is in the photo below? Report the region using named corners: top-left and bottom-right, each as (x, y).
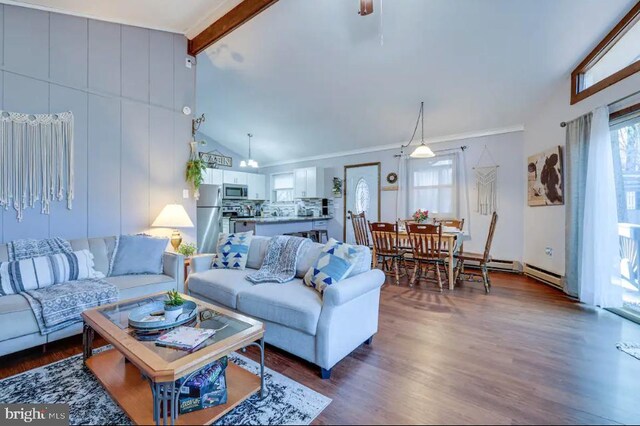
top-left (523, 263), bottom-right (564, 290)
top-left (463, 258), bottom-right (523, 273)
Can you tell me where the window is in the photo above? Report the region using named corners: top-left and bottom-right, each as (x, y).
top-left (271, 172), bottom-right (294, 203)
top-left (571, 1), bottom-right (640, 104)
top-left (408, 154), bottom-right (456, 217)
top-left (354, 178), bottom-right (370, 214)
top-left (612, 107), bottom-right (640, 317)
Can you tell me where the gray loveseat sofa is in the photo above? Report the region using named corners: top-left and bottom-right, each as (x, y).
top-left (188, 235), bottom-right (385, 378)
top-left (0, 236), bottom-right (184, 357)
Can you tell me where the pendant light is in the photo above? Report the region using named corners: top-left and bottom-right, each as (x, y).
top-left (240, 133), bottom-right (259, 168)
top-left (409, 102), bottom-right (435, 158)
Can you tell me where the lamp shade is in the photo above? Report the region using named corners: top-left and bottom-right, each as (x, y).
top-left (152, 204), bottom-right (194, 228)
top-left (410, 143), bottom-right (435, 158)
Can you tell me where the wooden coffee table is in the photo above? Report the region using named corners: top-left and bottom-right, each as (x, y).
top-left (81, 293), bottom-right (266, 425)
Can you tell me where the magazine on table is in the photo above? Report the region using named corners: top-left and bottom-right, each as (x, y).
top-left (155, 326), bottom-right (215, 351)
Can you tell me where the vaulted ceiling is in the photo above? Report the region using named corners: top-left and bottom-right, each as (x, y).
top-left (0, 0), bottom-right (243, 36)
top-left (6, 0), bottom-right (636, 166)
top-left (196, 0), bottom-right (637, 165)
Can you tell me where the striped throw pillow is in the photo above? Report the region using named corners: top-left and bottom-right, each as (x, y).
top-left (0, 250), bottom-right (104, 296)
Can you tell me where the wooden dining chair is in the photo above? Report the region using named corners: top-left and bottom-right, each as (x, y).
top-left (436, 218), bottom-right (465, 231)
top-left (397, 219), bottom-right (418, 250)
top-left (348, 210), bottom-right (371, 247)
top-left (454, 212), bottom-right (498, 293)
top-left (369, 222), bottom-right (407, 285)
top-left (436, 218), bottom-right (466, 260)
top-left (406, 223), bottom-right (446, 291)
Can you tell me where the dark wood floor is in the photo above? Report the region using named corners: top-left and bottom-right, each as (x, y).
top-left (2, 273), bottom-right (640, 425)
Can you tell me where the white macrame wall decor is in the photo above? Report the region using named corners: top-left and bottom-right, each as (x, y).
top-left (0, 110), bottom-right (74, 221)
top-left (473, 145), bottom-right (498, 216)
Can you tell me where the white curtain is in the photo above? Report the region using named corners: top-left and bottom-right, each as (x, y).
top-left (457, 149), bottom-right (471, 237)
top-left (396, 152), bottom-right (409, 220)
top-left (579, 106), bottom-right (622, 307)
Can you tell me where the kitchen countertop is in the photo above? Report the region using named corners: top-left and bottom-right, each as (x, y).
top-left (230, 215), bottom-right (333, 224)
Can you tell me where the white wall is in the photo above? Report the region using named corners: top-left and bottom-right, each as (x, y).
top-left (523, 72), bottom-right (640, 275)
top-left (0, 4), bottom-right (196, 244)
top-left (260, 131), bottom-right (525, 263)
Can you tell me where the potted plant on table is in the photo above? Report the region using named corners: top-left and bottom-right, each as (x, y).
top-left (412, 209), bottom-right (429, 223)
top-left (177, 242), bottom-right (197, 258)
top-left (164, 290), bottom-right (185, 322)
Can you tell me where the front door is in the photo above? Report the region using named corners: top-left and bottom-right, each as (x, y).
top-left (344, 163), bottom-right (380, 243)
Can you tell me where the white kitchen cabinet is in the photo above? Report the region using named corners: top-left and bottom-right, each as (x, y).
top-left (293, 167), bottom-right (325, 198)
top-left (247, 173), bottom-right (266, 200)
top-left (203, 168), bottom-right (223, 185)
top-left (223, 170), bottom-right (248, 185)
top-left (294, 168), bottom-right (307, 198)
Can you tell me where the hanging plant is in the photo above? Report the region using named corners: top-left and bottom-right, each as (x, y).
top-left (186, 141), bottom-right (206, 200)
top-left (332, 177), bottom-right (343, 197)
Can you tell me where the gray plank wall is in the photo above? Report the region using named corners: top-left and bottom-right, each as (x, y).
top-left (0, 4), bottom-right (196, 243)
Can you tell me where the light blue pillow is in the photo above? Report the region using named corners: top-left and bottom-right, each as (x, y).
top-left (110, 235), bottom-right (168, 276)
top-left (303, 238), bottom-right (358, 294)
top-left (212, 231), bottom-right (253, 270)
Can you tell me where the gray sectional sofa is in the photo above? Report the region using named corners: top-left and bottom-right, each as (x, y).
top-left (188, 235), bottom-right (385, 378)
top-left (0, 236), bottom-right (184, 357)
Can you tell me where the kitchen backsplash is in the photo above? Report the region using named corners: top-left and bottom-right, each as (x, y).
top-left (262, 198), bottom-right (334, 217)
top-left (222, 200), bottom-right (261, 216)
top-left (222, 198), bottom-right (334, 217)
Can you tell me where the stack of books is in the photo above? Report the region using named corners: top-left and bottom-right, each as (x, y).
top-left (155, 326), bottom-right (215, 351)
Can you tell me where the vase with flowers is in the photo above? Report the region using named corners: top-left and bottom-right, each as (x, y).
top-left (412, 209), bottom-right (429, 223)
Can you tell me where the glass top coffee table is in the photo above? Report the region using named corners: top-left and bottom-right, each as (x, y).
top-left (81, 292), bottom-right (266, 425)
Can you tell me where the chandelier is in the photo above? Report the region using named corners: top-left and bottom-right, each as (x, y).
top-left (240, 133), bottom-right (258, 168)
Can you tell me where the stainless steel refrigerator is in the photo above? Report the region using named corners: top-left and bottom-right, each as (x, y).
top-left (197, 184), bottom-right (223, 254)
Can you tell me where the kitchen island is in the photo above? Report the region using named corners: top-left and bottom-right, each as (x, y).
top-left (232, 216), bottom-right (331, 238)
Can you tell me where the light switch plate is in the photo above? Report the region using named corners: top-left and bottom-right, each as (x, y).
top-left (183, 189), bottom-right (190, 199)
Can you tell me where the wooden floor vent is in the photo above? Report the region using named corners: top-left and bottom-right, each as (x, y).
top-left (523, 263), bottom-right (564, 290)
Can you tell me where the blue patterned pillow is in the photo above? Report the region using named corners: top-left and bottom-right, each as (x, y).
top-left (212, 231), bottom-right (253, 270)
top-left (303, 238), bottom-right (358, 294)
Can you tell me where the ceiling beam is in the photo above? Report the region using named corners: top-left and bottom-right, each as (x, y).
top-left (188, 0), bottom-right (278, 56)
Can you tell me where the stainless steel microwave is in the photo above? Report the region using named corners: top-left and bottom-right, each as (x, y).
top-left (223, 184), bottom-right (248, 200)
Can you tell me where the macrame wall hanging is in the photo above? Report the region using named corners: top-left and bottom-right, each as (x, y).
top-left (0, 110), bottom-right (74, 222)
top-left (473, 145), bottom-right (499, 216)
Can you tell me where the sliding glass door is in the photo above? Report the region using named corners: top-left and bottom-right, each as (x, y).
top-left (612, 110), bottom-right (640, 317)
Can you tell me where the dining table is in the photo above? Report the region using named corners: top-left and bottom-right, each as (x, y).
top-left (371, 227), bottom-right (464, 290)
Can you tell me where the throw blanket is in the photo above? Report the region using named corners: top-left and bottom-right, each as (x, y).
top-left (7, 237), bottom-right (72, 261)
top-left (22, 278), bottom-right (118, 335)
top-left (246, 236), bottom-right (310, 284)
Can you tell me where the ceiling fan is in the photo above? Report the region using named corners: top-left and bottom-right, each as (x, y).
top-left (358, 0), bottom-right (374, 16)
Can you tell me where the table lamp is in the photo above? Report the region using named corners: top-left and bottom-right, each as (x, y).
top-left (152, 204), bottom-right (194, 251)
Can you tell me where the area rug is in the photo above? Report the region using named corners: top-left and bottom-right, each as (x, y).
top-left (616, 342), bottom-right (640, 361)
top-left (0, 347), bottom-right (331, 425)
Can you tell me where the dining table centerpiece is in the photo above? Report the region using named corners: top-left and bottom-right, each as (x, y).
top-left (412, 209), bottom-right (429, 223)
